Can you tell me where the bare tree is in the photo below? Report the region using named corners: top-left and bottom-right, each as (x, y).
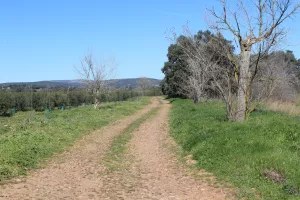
top-left (177, 27), bottom-right (297, 120)
top-left (179, 58), bottom-right (208, 103)
top-left (250, 51), bottom-right (297, 109)
top-left (138, 77), bottom-right (152, 96)
top-left (76, 52), bottom-right (116, 108)
top-left (208, 0), bottom-right (300, 121)
top-left (175, 28), bottom-right (239, 120)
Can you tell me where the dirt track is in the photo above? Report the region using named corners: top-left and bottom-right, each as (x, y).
top-left (0, 98), bottom-right (233, 200)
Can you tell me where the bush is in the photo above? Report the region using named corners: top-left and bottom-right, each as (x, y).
top-left (0, 91), bottom-right (13, 115)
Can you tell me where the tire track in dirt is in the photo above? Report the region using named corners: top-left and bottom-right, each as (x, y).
top-left (128, 99), bottom-right (234, 199)
top-left (0, 99), bottom-right (159, 200)
top-left (0, 98), bottom-right (234, 199)
top-left (98, 99), bottom-right (234, 199)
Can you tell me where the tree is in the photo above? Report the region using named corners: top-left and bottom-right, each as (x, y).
top-left (138, 77), bottom-right (152, 96)
top-left (208, 0), bottom-right (300, 121)
top-left (161, 36), bottom-right (190, 98)
top-left (177, 29), bottom-right (238, 119)
top-left (138, 77), bottom-right (152, 90)
top-left (257, 51), bottom-right (298, 101)
top-left (0, 90), bottom-right (13, 116)
top-left (249, 51), bottom-right (297, 111)
top-left (76, 52), bottom-right (116, 108)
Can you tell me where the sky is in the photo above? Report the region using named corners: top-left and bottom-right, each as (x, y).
top-left (0, 0), bottom-right (300, 83)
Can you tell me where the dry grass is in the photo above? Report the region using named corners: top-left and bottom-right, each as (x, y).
top-left (266, 101), bottom-right (300, 116)
top-left (261, 94), bottom-right (300, 116)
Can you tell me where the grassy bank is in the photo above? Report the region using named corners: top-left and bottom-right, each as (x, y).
top-left (170, 99), bottom-right (300, 199)
top-left (0, 97), bottom-right (150, 182)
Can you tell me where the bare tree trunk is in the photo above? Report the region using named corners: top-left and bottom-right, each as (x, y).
top-left (226, 103), bottom-right (234, 121)
top-left (236, 46), bottom-right (251, 121)
top-left (193, 94), bottom-right (200, 104)
top-left (94, 98), bottom-right (99, 109)
top-left (94, 90), bottom-right (100, 109)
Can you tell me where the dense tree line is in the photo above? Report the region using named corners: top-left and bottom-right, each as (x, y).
top-left (161, 29), bottom-right (300, 120)
top-left (162, 1), bottom-right (300, 121)
top-left (161, 30), bottom-right (235, 100)
top-left (0, 88), bottom-right (161, 116)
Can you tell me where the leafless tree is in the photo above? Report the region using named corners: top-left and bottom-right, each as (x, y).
top-left (76, 52), bottom-right (116, 108)
top-left (138, 77), bottom-right (152, 96)
top-left (179, 58), bottom-right (208, 103)
top-left (175, 27), bottom-right (239, 120)
top-left (177, 27), bottom-right (297, 120)
top-left (250, 51), bottom-right (297, 109)
top-left (208, 0), bottom-right (300, 121)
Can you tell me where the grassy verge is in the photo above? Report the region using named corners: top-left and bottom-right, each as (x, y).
top-left (104, 106), bottom-right (159, 172)
top-left (170, 99), bottom-right (300, 200)
top-left (0, 97), bottom-right (150, 182)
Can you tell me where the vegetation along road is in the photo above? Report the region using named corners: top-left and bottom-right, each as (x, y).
top-left (0, 98), bottom-right (233, 199)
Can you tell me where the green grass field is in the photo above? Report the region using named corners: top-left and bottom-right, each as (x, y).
top-left (170, 99), bottom-right (300, 200)
top-left (0, 97), bottom-right (150, 182)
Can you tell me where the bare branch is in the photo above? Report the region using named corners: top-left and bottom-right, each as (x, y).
top-left (75, 52), bottom-right (116, 108)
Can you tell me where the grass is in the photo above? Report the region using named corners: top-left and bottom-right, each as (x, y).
top-left (170, 98), bottom-right (300, 200)
top-left (0, 97), bottom-right (150, 182)
top-left (265, 101), bottom-right (300, 116)
top-left (104, 106), bottom-right (159, 172)
top-left (263, 94), bottom-right (300, 116)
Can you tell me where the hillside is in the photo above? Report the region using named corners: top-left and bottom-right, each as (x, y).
top-left (0, 78), bottom-right (161, 91)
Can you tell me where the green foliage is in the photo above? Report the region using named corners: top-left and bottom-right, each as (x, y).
top-left (0, 97), bottom-right (150, 181)
top-left (161, 38), bottom-right (189, 98)
top-left (286, 50), bottom-right (300, 81)
top-left (170, 99), bottom-right (300, 199)
top-left (161, 30), bottom-right (234, 99)
top-left (0, 91), bottom-right (13, 116)
top-left (0, 88), bottom-right (161, 115)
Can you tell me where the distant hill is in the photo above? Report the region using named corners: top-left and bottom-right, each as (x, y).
top-left (0, 78), bottom-right (161, 91)
top-left (107, 78), bottom-right (161, 88)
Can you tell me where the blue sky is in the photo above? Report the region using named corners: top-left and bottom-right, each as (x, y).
top-left (1, 0), bottom-right (300, 83)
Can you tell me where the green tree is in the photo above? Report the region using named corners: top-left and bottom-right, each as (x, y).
top-left (161, 36), bottom-right (190, 98)
top-left (161, 30), bottom-right (234, 100)
top-left (0, 91), bottom-right (13, 115)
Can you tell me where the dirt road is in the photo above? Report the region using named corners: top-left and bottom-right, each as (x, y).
top-left (0, 98), bottom-right (233, 200)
